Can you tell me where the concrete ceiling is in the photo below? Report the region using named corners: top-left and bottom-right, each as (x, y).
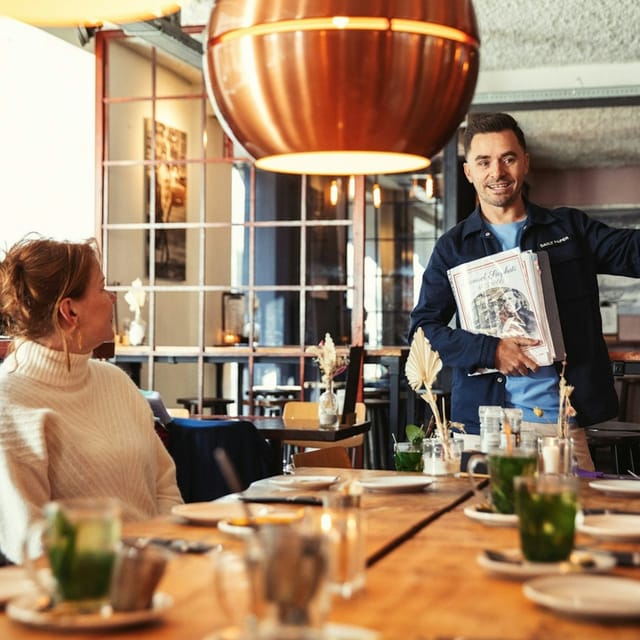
top-left (470, 0), bottom-right (640, 170)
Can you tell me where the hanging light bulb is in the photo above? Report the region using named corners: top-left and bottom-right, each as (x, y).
top-left (0, 1), bottom-right (180, 25)
top-left (409, 177), bottom-right (418, 199)
top-left (330, 179), bottom-right (339, 207)
top-left (425, 174), bottom-right (435, 200)
top-left (204, 1), bottom-right (479, 175)
top-left (348, 176), bottom-right (356, 201)
top-left (372, 181), bottom-right (382, 209)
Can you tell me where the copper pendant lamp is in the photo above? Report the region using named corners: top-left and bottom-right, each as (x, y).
top-left (0, 1), bottom-right (180, 26)
top-left (203, 0), bottom-right (480, 176)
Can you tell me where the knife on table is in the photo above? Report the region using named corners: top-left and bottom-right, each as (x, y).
top-left (238, 495), bottom-right (323, 506)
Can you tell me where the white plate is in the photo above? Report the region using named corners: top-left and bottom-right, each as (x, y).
top-left (6, 591), bottom-right (173, 630)
top-left (359, 475), bottom-right (433, 493)
top-left (523, 575), bottom-right (640, 619)
top-left (588, 479), bottom-right (640, 496)
top-left (203, 622), bottom-right (380, 640)
top-left (171, 501), bottom-right (253, 525)
top-left (478, 549), bottom-right (616, 579)
top-left (268, 475), bottom-right (341, 490)
top-left (463, 504), bottom-right (518, 527)
top-left (0, 567), bottom-right (38, 605)
top-left (576, 513), bottom-right (640, 541)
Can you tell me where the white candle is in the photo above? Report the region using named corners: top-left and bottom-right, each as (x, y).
top-left (542, 444), bottom-right (560, 473)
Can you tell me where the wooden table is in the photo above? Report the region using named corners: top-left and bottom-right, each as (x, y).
top-left (2, 472), bottom-right (640, 639)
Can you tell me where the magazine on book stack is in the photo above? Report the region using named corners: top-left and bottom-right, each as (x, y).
top-left (447, 248), bottom-right (565, 373)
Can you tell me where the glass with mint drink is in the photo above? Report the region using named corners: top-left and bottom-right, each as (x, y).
top-left (43, 498), bottom-right (121, 612)
top-left (515, 475), bottom-right (579, 562)
top-left (488, 449), bottom-right (537, 514)
top-left (394, 442), bottom-right (423, 472)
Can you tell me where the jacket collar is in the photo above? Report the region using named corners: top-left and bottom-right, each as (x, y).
top-left (460, 199), bottom-right (555, 240)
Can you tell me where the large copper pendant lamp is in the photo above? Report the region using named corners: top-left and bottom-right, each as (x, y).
top-left (0, 1), bottom-right (180, 26)
top-left (204, 0), bottom-right (480, 175)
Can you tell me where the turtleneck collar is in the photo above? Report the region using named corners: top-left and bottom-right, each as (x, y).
top-left (6, 339), bottom-right (92, 390)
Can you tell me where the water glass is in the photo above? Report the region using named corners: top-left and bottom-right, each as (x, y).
top-left (23, 497), bottom-right (121, 613)
top-left (321, 491), bottom-right (366, 598)
top-left (468, 447), bottom-right (537, 514)
top-left (515, 474), bottom-right (580, 562)
top-left (422, 438), bottom-right (462, 476)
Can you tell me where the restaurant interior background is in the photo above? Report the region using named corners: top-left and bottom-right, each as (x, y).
top-left (1, 0), bottom-right (639, 425)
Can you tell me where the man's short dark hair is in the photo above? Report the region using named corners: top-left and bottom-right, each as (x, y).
top-left (463, 112), bottom-right (527, 157)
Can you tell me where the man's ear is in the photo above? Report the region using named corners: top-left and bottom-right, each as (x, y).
top-left (58, 298), bottom-right (78, 328)
top-left (463, 162), bottom-right (473, 184)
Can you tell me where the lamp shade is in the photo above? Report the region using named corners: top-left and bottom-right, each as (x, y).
top-left (0, 1), bottom-right (180, 26)
top-left (203, 0), bottom-right (480, 175)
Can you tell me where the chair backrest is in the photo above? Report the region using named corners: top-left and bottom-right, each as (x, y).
top-left (168, 418), bottom-right (280, 502)
top-left (341, 345), bottom-right (364, 425)
top-left (292, 446), bottom-right (353, 469)
top-left (282, 401), bottom-right (319, 425)
top-left (283, 401), bottom-right (366, 427)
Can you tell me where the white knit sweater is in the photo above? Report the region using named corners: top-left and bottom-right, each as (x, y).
top-left (0, 340), bottom-right (183, 563)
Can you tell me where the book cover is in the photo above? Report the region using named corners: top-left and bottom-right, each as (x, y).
top-left (447, 249), bottom-right (564, 371)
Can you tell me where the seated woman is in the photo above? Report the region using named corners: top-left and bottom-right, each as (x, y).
top-left (0, 236), bottom-right (183, 563)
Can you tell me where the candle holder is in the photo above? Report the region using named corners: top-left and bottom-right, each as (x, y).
top-left (537, 436), bottom-right (575, 475)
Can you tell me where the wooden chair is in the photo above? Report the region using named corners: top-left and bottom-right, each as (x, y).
top-left (292, 446), bottom-right (353, 469)
top-left (282, 401), bottom-right (366, 467)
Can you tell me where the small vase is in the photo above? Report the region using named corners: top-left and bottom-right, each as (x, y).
top-left (128, 319), bottom-right (146, 346)
top-left (318, 378), bottom-right (339, 430)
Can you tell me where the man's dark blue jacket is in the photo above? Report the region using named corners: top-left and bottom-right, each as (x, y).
top-left (409, 201), bottom-right (640, 433)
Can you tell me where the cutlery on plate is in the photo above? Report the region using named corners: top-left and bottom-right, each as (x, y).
top-left (610, 551), bottom-right (640, 567)
top-left (580, 508), bottom-right (640, 516)
top-left (238, 495), bottom-right (323, 506)
top-left (627, 470), bottom-right (640, 480)
top-left (483, 549), bottom-right (598, 569)
top-left (573, 547), bottom-right (640, 568)
top-left (124, 537), bottom-right (217, 554)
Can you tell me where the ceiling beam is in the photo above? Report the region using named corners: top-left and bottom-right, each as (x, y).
top-left (472, 85), bottom-right (640, 111)
top-left (121, 14), bottom-right (202, 69)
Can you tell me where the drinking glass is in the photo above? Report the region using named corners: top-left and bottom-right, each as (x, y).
top-left (515, 474), bottom-right (579, 562)
top-left (468, 447), bottom-right (537, 514)
top-left (393, 441), bottom-right (423, 472)
top-left (23, 497), bottom-right (121, 613)
top-left (213, 520), bottom-right (331, 639)
top-left (109, 541), bottom-right (170, 612)
top-left (422, 438), bottom-right (462, 476)
top-left (321, 491), bottom-right (365, 598)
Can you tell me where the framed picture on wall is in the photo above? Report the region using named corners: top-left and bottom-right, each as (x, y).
top-left (144, 118), bottom-right (187, 281)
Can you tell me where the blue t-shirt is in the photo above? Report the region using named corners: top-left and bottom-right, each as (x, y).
top-left (488, 220), bottom-right (560, 424)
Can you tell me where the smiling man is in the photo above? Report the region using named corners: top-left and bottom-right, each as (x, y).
top-left (409, 112), bottom-right (640, 470)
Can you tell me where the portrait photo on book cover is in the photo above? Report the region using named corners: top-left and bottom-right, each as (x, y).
top-left (471, 286), bottom-right (540, 340)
